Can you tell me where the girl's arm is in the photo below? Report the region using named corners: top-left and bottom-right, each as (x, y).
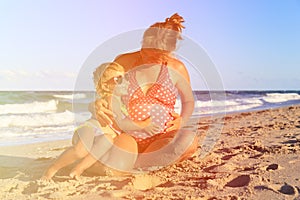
top-left (90, 99), bottom-right (114, 126)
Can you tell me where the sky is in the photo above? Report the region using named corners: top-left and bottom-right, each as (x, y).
top-left (0, 0), bottom-right (299, 91)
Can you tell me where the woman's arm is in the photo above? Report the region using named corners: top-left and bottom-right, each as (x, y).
top-left (111, 96), bottom-right (160, 135)
top-left (167, 65), bottom-right (195, 132)
top-left (177, 81), bottom-right (195, 125)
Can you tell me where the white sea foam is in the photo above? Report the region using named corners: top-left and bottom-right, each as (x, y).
top-left (53, 93), bottom-right (87, 100)
top-left (192, 103), bottom-right (263, 116)
top-left (196, 98), bottom-right (263, 108)
top-left (196, 100), bottom-right (238, 107)
top-left (0, 127), bottom-right (75, 146)
top-left (0, 125), bottom-right (75, 137)
top-left (241, 98), bottom-right (263, 105)
top-left (0, 111), bottom-right (76, 128)
top-left (191, 98), bottom-right (263, 116)
top-left (175, 100), bottom-right (236, 111)
top-left (0, 100), bottom-right (58, 114)
top-left (263, 93), bottom-right (300, 103)
top-left (224, 103), bottom-right (263, 113)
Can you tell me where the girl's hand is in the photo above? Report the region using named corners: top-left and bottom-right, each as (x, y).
top-left (93, 99), bottom-right (114, 126)
top-left (166, 112), bottom-right (182, 132)
top-left (143, 122), bottom-right (161, 136)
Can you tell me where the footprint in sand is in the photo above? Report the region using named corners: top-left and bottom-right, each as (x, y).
top-left (266, 163), bottom-right (279, 171)
top-left (278, 183), bottom-right (295, 195)
top-left (22, 182), bottom-right (40, 194)
top-left (263, 163), bottom-right (284, 171)
top-left (131, 174), bottom-right (164, 190)
top-left (225, 175), bottom-right (250, 187)
top-left (255, 183), bottom-right (297, 196)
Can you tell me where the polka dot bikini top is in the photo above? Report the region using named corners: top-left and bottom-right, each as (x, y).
top-left (123, 64), bottom-right (178, 140)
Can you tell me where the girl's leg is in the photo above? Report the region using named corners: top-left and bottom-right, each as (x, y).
top-left (69, 134), bottom-right (113, 178)
top-left (41, 127), bottom-right (95, 180)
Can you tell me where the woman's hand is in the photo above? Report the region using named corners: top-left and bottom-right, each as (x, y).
top-left (166, 112), bottom-right (182, 132)
top-left (92, 99), bottom-right (114, 126)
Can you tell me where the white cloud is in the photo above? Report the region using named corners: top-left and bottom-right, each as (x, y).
top-left (0, 69), bottom-right (18, 80)
top-left (0, 69), bottom-right (76, 79)
top-left (0, 69), bottom-right (78, 90)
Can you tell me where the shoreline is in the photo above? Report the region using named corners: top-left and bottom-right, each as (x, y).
top-left (2, 102), bottom-right (300, 148)
top-left (1, 105), bottom-right (300, 199)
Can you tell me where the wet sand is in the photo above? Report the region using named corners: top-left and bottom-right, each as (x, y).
top-left (1, 105), bottom-right (300, 199)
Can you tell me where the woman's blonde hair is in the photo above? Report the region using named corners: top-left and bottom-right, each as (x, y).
top-left (93, 62), bottom-right (124, 97)
top-left (142, 13), bottom-right (185, 52)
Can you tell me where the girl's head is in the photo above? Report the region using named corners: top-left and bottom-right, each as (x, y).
top-left (142, 13), bottom-right (185, 52)
top-left (93, 62), bottom-right (128, 97)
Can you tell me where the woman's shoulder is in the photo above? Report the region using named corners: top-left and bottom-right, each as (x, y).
top-left (167, 57), bottom-right (190, 83)
top-left (167, 57), bottom-right (185, 70)
top-left (113, 51), bottom-right (141, 71)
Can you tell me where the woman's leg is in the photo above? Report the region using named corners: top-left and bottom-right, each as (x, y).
top-left (97, 133), bottom-right (138, 174)
top-left (176, 131), bottom-right (199, 162)
top-left (41, 127), bottom-right (95, 180)
top-left (135, 130), bottom-right (197, 168)
top-left (134, 137), bottom-right (173, 168)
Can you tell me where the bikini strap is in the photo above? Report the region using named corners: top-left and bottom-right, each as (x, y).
top-left (156, 62), bottom-right (168, 84)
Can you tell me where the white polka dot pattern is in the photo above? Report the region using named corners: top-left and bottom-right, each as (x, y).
top-left (123, 64), bottom-right (178, 142)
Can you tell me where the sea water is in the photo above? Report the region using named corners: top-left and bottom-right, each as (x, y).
top-left (1, 91), bottom-right (300, 146)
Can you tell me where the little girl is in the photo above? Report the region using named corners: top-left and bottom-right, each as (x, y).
top-left (41, 62), bottom-right (159, 180)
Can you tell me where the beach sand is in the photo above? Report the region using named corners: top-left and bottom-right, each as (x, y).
top-left (1, 105), bottom-right (300, 199)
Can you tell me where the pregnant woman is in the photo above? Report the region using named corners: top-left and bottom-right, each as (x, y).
top-left (92, 13), bottom-right (198, 172)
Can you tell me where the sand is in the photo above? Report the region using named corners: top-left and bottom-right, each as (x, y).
top-left (1, 105), bottom-right (300, 199)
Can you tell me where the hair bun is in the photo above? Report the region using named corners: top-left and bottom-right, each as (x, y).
top-left (165, 13), bottom-right (185, 32)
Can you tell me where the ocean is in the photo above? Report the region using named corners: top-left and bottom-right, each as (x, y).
top-left (1, 90), bottom-right (300, 146)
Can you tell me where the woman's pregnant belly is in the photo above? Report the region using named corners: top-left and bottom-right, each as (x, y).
top-left (128, 103), bottom-right (174, 140)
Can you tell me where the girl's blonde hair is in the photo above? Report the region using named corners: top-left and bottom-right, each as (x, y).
top-left (93, 62), bottom-right (124, 97)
